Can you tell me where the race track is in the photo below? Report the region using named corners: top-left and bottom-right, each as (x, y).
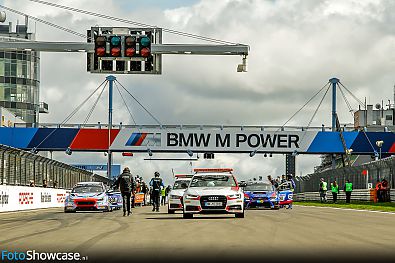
top-left (1, 205), bottom-right (394, 262)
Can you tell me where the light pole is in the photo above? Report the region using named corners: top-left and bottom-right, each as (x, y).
top-left (375, 140), bottom-right (384, 182)
top-left (106, 75), bottom-right (116, 180)
top-left (376, 140), bottom-right (384, 160)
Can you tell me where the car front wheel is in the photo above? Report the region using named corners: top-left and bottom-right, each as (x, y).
top-left (235, 211), bottom-right (245, 218)
top-left (183, 213), bottom-right (193, 219)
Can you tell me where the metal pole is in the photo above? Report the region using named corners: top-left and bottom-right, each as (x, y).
top-left (106, 75), bottom-right (116, 180)
top-left (379, 147), bottom-right (382, 160)
top-left (366, 170), bottom-right (369, 189)
top-left (329, 78), bottom-right (339, 170)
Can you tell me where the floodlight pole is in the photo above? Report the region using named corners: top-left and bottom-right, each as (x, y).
top-left (329, 77), bottom-right (339, 170)
top-left (106, 75), bottom-right (116, 179)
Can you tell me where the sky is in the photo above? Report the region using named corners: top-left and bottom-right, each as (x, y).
top-left (1, 0), bottom-right (395, 185)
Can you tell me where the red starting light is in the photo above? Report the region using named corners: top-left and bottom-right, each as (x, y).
top-left (122, 152), bottom-right (134, 157)
top-left (96, 47), bottom-right (106, 57)
top-left (125, 47), bottom-right (136, 57)
top-left (140, 47), bottom-right (151, 57)
top-left (111, 47), bottom-right (121, 57)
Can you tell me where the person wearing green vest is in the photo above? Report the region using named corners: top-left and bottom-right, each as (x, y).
top-left (331, 180), bottom-right (339, 203)
top-left (319, 178), bottom-right (327, 203)
top-left (344, 179), bottom-right (353, 203)
top-left (161, 186), bottom-right (166, 206)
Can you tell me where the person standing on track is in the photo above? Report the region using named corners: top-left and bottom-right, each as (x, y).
top-left (319, 178), bottom-right (327, 203)
top-left (150, 171), bottom-right (164, 212)
top-left (141, 180), bottom-right (148, 206)
top-left (344, 179), bottom-right (353, 204)
top-left (331, 180), bottom-right (339, 203)
top-left (161, 185), bottom-right (166, 206)
top-left (113, 167), bottom-right (135, 216)
top-left (286, 174), bottom-right (295, 209)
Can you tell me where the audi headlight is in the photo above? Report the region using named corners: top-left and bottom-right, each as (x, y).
top-left (228, 194), bottom-right (242, 199)
top-left (185, 194), bottom-right (199, 199)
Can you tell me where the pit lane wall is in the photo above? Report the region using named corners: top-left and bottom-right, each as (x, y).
top-left (0, 185), bottom-right (68, 212)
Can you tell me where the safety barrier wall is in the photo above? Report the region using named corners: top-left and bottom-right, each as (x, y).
top-left (391, 189), bottom-right (395, 203)
top-left (0, 144), bottom-right (98, 189)
top-left (295, 156), bottom-right (394, 193)
top-left (294, 189), bottom-right (373, 202)
top-left (0, 184), bottom-right (68, 212)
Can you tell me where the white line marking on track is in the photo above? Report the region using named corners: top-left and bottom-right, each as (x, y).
top-left (295, 205), bottom-right (395, 215)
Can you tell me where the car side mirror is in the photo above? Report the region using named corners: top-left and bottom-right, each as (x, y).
top-left (239, 182), bottom-right (247, 188)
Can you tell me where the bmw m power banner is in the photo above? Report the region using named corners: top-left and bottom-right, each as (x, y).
top-left (0, 127), bottom-right (394, 154)
top-left (109, 129), bottom-right (385, 154)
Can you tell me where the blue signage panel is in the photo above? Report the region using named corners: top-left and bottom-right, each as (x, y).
top-left (71, 164), bottom-right (121, 178)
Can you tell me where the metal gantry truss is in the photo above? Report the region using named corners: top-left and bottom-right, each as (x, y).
top-left (0, 38), bottom-right (249, 71)
top-left (0, 40), bottom-right (249, 55)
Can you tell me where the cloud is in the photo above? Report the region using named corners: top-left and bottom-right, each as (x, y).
top-left (2, 0), bottom-right (394, 181)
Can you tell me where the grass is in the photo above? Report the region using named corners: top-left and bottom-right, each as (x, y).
top-left (293, 201), bottom-right (395, 212)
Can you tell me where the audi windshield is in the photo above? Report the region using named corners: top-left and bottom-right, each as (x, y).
top-left (189, 175), bottom-right (237, 187)
top-left (173, 180), bottom-right (190, 190)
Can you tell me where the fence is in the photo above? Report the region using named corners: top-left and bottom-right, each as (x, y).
top-left (0, 144), bottom-right (101, 189)
top-left (294, 189), bottom-right (373, 202)
top-left (295, 156), bottom-right (395, 193)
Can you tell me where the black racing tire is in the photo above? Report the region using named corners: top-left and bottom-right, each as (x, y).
top-left (183, 213), bottom-right (193, 219)
top-left (235, 211), bottom-right (245, 218)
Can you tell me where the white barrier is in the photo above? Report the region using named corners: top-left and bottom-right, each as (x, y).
top-left (0, 185), bottom-right (68, 212)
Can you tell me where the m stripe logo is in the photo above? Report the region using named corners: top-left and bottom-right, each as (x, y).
top-left (125, 133), bottom-right (147, 146)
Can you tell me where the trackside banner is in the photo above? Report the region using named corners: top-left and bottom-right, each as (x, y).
top-left (0, 185), bottom-right (68, 212)
top-left (110, 129), bottom-right (318, 153)
top-left (0, 127), bottom-right (394, 154)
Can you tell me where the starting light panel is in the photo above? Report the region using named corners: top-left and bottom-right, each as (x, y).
top-left (87, 27), bottom-right (162, 74)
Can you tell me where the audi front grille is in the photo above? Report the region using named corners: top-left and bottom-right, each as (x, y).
top-left (200, 195), bottom-right (227, 209)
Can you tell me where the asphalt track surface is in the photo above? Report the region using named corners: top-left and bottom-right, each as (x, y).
top-left (1, 205), bottom-right (394, 262)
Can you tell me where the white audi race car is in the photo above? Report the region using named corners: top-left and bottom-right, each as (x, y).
top-left (168, 174), bottom-right (193, 214)
top-left (182, 169), bottom-right (244, 219)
